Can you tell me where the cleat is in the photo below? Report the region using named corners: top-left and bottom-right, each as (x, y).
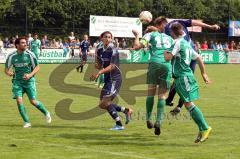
top-left (146, 120), bottom-right (153, 129)
top-left (200, 126), bottom-right (212, 142)
top-left (166, 102), bottom-right (174, 107)
top-left (125, 108), bottom-right (133, 124)
top-left (194, 132), bottom-right (202, 143)
top-left (45, 112), bottom-right (52, 124)
top-left (170, 107), bottom-right (181, 116)
top-left (76, 67), bottom-right (79, 72)
top-left (23, 122), bottom-right (31, 128)
top-left (110, 125), bottom-right (125, 131)
top-left (154, 122), bottom-right (161, 136)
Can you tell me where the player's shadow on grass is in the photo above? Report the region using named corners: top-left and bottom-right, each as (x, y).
top-left (58, 133), bottom-right (188, 147)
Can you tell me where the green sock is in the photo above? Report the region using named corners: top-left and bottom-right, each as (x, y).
top-left (18, 104), bottom-right (30, 123)
top-left (157, 99), bottom-right (165, 122)
top-left (187, 105), bottom-right (209, 131)
top-left (146, 96), bottom-right (154, 121)
top-left (36, 101), bottom-right (48, 116)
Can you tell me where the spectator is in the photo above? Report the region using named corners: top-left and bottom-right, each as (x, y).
top-left (0, 38), bottom-right (3, 49)
top-left (93, 40), bottom-right (99, 49)
top-left (75, 38), bottom-right (81, 49)
top-left (201, 40), bottom-right (208, 50)
top-left (209, 40), bottom-right (216, 49)
top-left (236, 42), bottom-right (240, 50)
top-left (68, 32), bottom-right (75, 42)
top-left (63, 39), bottom-right (70, 57)
top-left (3, 37), bottom-right (10, 48)
top-left (41, 35), bottom-right (49, 48)
top-left (121, 38), bottom-right (127, 49)
top-left (114, 38), bottom-right (120, 48)
top-left (27, 33), bottom-right (33, 45)
top-left (194, 41), bottom-right (200, 52)
top-left (222, 42), bottom-right (228, 49)
top-left (228, 40), bottom-right (236, 50)
top-left (216, 41), bottom-right (223, 50)
top-left (49, 39), bottom-right (59, 48)
top-left (58, 39), bottom-right (63, 48)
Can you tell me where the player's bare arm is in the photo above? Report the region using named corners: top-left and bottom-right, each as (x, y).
top-left (132, 29), bottom-right (144, 50)
top-left (191, 20), bottom-right (220, 31)
top-left (196, 55), bottom-right (211, 84)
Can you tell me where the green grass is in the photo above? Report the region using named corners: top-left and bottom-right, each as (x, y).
top-left (0, 64), bottom-right (240, 159)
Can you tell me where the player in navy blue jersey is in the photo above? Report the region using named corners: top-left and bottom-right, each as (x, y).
top-left (76, 34), bottom-right (90, 73)
top-left (146, 18), bottom-right (220, 115)
top-left (90, 31), bottom-right (133, 130)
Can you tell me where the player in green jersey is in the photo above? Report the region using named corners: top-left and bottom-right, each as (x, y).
top-left (30, 33), bottom-right (41, 59)
top-left (5, 37), bottom-right (51, 128)
top-left (164, 23), bottom-right (212, 143)
top-left (132, 17), bottom-right (174, 135)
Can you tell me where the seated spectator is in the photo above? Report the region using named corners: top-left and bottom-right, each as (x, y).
top-left (58, 39), bottom-right (64, 49)
top-left (201, 40), bottom-right (208, 50)
top-left (9, 37), bottom-right (16, 48)
top-left (194, 41), bottom-right (200, 52)
top-left (3, 37), bottom-right (10, 48)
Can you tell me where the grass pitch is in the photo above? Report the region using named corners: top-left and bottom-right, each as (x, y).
top-left (0, 64), bottom-right (240, 159)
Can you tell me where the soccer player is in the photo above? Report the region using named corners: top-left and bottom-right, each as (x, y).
top-left (5, 37), bottom-right (51, 128)
top-left (146, 19), bottom-right (220, 115)
top-left (76, 34), bottom-right (90, 73)
top-left (90, 31), bottom-right (132, 130)
top-left (164, 23), bottom-right (212, 143)
top-left (29, 33), bottom-right (41, 59)
top-left (132, 17), bottom-right (174, 135)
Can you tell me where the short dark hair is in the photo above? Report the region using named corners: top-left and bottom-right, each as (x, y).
top-left (154, 16), bottom-right (167, 26)
top-left (15, 37), bottom-right (26, 47)
top-left (100, 31), bottom-right (113, 39)
top-left (171, 23), bottom-right (184, 37)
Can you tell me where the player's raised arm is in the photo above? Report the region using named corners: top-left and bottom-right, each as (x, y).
top-left (191, 20), bottom-right (220, 31)
top-left (132, 29), bottom-right (144, 50)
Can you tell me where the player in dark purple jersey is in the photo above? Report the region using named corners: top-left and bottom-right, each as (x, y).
top-left (90, 31), bottom-right (133, 130)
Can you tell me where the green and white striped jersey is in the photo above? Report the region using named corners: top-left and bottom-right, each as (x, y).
top-left (171, 37), bottom-right (199, 78)
top-left (5, 50), bottom-right (38, 81)
top-left (141, 31), bottom-right (174, 64)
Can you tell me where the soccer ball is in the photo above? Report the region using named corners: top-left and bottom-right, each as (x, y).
top-left (139, 11), bottom-right (152, 24)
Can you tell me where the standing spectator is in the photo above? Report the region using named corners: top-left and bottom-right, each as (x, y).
top-left (0, 38), bottom-right (3, 49)
top-left (209, 40), bottom-right (216, 49)
top-left (114, 38), bottom-right (120, 48)
top-left (201, 40), bottom-right (208, 50)
top-left (27, 33), bottom-right (33, 46)
top-left (68, 32), bottom-right (75, 42)
top-left (58, 39), bottom-right (64, 49)
top-left (194, 41), bottom-right (201, 52)
top-left (9, 37), bottom-right (16, 48)
top-left (216, 41), bottom-right (223, 50)
top-left (63, 39), bottom-right (70, 57)
top-left (121, 38), bottom-right (127, 49)
top-left (3, 37), bottom-right (10, 48)
top-left (236, 42), bottom-right (240, 50)
top-left (75, 38), bottom-right (81, 49)
top-left (30, 33), bottom-right (42, 59)
top-left (222, 42), bottom-right (228, 50)
top-left (49, 38), bottom-right (59, 48)
top-left (93, 40), bottom-right (100, 49)
top-left (41, 35), bottom-right (49, 48)
top-left (228, 40), bottom-right (236, 50)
